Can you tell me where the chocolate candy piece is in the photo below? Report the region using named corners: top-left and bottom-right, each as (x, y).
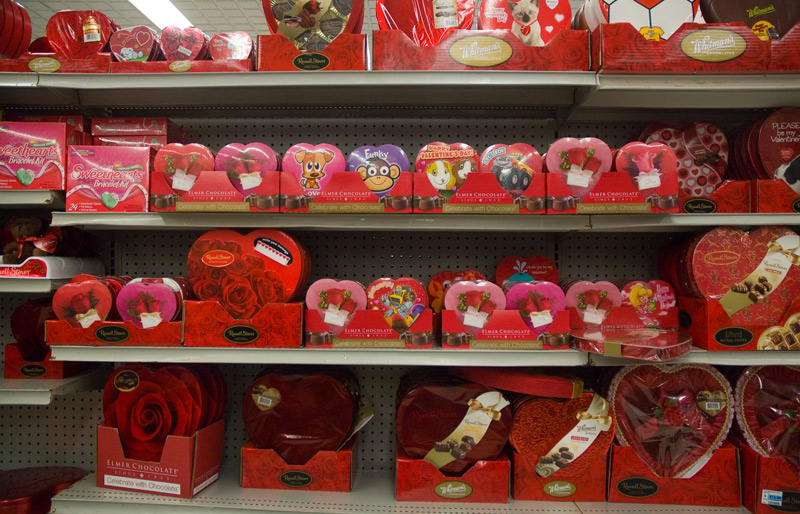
top-left (418, 196), bottom-right (435, 211)
top-left (558, 446), bottom-right (570, 453)
top-left (753, 283), bottom-right (767, 295)
top-left (154, 194), bottom-right (171, 209)
top-left (307, 332), bottom-right (327, 346)
top-left (731, 282), bottom-right (749, 293)
top-left (526, 196), bottom-right (544, 211)
top-left (545, 195), bottom-right (555, 209)
top-left (539, 455), bottom-right (553, 464)
top-left (447, 439), bottom-right (458, 449)
top-left (552, 196), bottom-right (570, 211)
top-left (434, 441), bottom-right (452, 452)
top-left (445, 332), bottom-right (463, 347)
top-left (461, 435), bottom-right (476, 448)
top-left (657, 194), bottom-right (677, 210)
top-left (771, 332), bottom-right (785, 346)
top-left (450, 447), bottom-right (467, 459)
top-left (786, 333), bottom-right (798, 347)
top-left (411, 332), bottom-right (429, 346)
top-left (555, 458), bottom-right (570, 468)
top-left (256, 195), bottom-right (276, 210)
top-left (284, 195), bottom-right (303, 210)
top-left (550, 453), bottom-right (561, 461)
top-left (391, 195), bottom-right (409, 210)
top-left (749, 292), bottom-right (763, 303)
top-left (791, 322), bottom-right (800, 335)
top-left (560, 451), bottom-right (574, 460)
top-left (540, 333), bottom-right (552, 346)
top-left (548, 333), bottom-right (567, 348)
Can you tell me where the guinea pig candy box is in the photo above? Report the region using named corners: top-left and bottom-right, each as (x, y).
top-left (66, 146), bottom-right (151, 212)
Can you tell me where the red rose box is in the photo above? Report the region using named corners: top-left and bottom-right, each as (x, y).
top-left (442, 309), bottom-right (570, 350)
top-left (413, 173), bottom-right (545, 214)
top-left (732, 437), bottom-right (800, 514)
top-left (241, 439), bottom-right (356, 492)
top-left (607, 443), bottom-right (740, 506)
top-left (591, 22), bottom-right (769, 73)
top-left (512, 450), bottom-right (607, 502)
top-left (96, 420), bottom-right (224, 499)
top-left (110, 60), bottom-right (253, 73)
top-left (46, 319), bottom-right (182, 347)
top-left (546, 171), bottom-right (679, 214)
top-left (0, 53), bottom-right (111, 73)
top-left (373, 29), bottom-right (588, 71)
top-left (680, 180), bottom-right (750, 213)
top-left (679, 297), bottom-right (800, 351)
top-left (3, 343), bottom-right (90, 379)
top-left (257, 34), bottom-right (366, 71)
top-left (183, 301), bottom-right (302, 348)
top-left (751, 179), bottom-right (800, 213)
top-left (396, 445), bottom-right (509, 503)
top-left (305, 308), bottom-right (434, 348)
top-left (150, 170), bottom-right (280, 212)
top-left (281, 171), bottom-right (413, 214)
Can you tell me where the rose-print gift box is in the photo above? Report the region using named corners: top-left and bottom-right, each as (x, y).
top-left (66, 146), bottom-right (152, 212)
top-left (732, 437), bottom-right (800, 514)
top-left (3, 344), bottom-right (91, 379)
top-left (751, 179), bottom-right (800, 213)
top-left (183, 302), bottom-right (303, 348)
top-left (46, 318), bottom-right (182, 347)
top-left (0, 122), bottom-right (83, 190)
top-left (257, 34), bottom-right (366, 71)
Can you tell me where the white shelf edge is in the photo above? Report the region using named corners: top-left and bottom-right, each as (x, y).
top-left (0, 368), bottom-right (105, 405)
top-left (0, 278), bottom-right (66, 293)
top-left (588, 348), bottom-right (800, 367)
top-left (0, 190), bottom-right (65, 208)
top-left (575, 502), bottom-right (749, 513)
top-left (589, 214), bottom-right (800, 231)
top-left (50, 346), bottom-right (588, 367)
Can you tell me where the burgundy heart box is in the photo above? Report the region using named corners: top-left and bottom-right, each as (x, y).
top-left (3, 343), bottom-right (91, 379)
top-left (280, 171), bottom-right (413, 213)
top-left (546, 172), bottom-right (680, 214)
top-left (305, 308), bottom-right (434, 349)
top-left (373, 29), bottom-right (589, 71)
top-left (732, 436), bottom-right (800, 514)
top-left (414, 172), bottom-right (546, 214)
top-left (257, 34), bottom-right (366, 71)
top-left (751, 179), bottom-right (800, 213)
top-left (150, 170), bottom-right (280, 212)
top-left (441, 310), bottom-right (570, 350)
top-left (0, 52), bottom-right (111, 73)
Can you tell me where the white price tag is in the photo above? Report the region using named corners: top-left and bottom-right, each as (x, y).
top-left (583, 310), bottom-right (605, 325)
top-left (172, 171), bottom-right (197, 191)
top-left (257, 396), bottom-right (274, 407)
top-left (463, 310), bottom-right (488, 329)
top-left (240, 175), bottom-right (263, 190)
top-left (567, 170), bottom-right (591, 188)
top-left (530, 312), bottom-right (553, 328)
top-left (78, 312), bottom-right (101, 328)
top-left (178, 46), bottom-right (193, 56)
top-left (140, 312), bottom-right (163, 329)
top-left (84, 33), bottom-right (101, 43)
top-left (324, 307), bottom-right (350, 327)
top-left (762, 490), bottom-right (783, 507)
top-left (638, 174), bottom-right (662, 190)
top-left (433, 0), bottom-right (459, 28)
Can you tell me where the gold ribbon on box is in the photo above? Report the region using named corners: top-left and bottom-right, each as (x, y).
top-left (768, 240), bottom-right (800, 266)
top-left (467, 398), bottom-right (503, 421)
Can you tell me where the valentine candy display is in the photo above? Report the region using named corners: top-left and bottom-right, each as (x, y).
top-left (209, 32), bottom-right (254, 60)
top-left (609, 364), bottom-right (734, 478)
top-left (45, 10), bottom-right (118, 59)
top-left (264, 0), bottom-right (364, 51)
top-left (10, 298), bottom-right (55, 361)
top-left (305, 279), bottom-right (367, 334)
top-left (346, 144), bottom-right (409, 198)
top-left (478, 0), bottom-right (572, 46)
top-left (564, 280), bottom-right (622, 325)
top-left (615, 141), bottom-right (678, 199)
top-left (215, 142), bottom-right (279, 196)
top-left (495, 255), bottom-right (558, 287)
top-left (116, 279), bottom-right (187, 329)
top-left (160, 25), bottom-right (208, 61)
top-left (571, 328), bottom-right (693, 361)
top-left (187, 229), bottom-right (310, 318)
top-left (443, 280), bottom-right (506, 335)
top-left (427, 269), bottom-right (486, 314)
top-left (579, 0), bottom-right (703, 40)
top-left (109, 26), bottom-right (160, 62)
top-left (0, 0), bottom-right (32, 59)
top-left (415, 142), bottom-right (479, 198)
top-left (396, 372), bottom-right (511, 475)
top-left (449, 367), bottom-right (583, 399)
top-left (376, 0), bottom-right (475, 47)
top-left (479, 143), bottom-right (542, 198)
top-left (0, 466), bottom-right (88, 514)
top-left (736, 366), bottom-right (800, 477)
top-left (242, 367), bottom-right (359, 464)
top-left (366, 277), bottom-right (427, 332)
top-left (282, 143), bottom-right (345, 196)
top-left (700, 0), bottom-right (800, 40)
top-left (505, 281), bottom-right (566, 335)
top-left (66, 146), bottom-right (150, 212)
top-left (53, 279), bottom-right (113, 328)
top-left (154, 143), bottom-right (215, 196)
top-left (545, 137), bottom-right (612, 199)
top-left (620, 279), bottom-right (676, 327)
top-left (758, 108), bottom-right (800, 193)
top-left (0, 122), bottom-right (73, 190)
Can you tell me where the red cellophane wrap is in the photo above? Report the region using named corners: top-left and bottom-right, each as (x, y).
top-left (102, 364), bottom-right (227, 461)
top-left (241, 367), bottom-right (359, 465)
top-left (0, 466), bottom-right (88, 513)
top-left (609, 364), bottom-right (734, 478)
top-left (395, 370), bottom-right (511, 475)
top-left (10, 298), bottom-right (55, 361)
top-left (376, 0), bottom-right (474, 47)
top-left (45, 10), bottom-right (118, 58)
top-left (736, 365), bottom-right (800, 478)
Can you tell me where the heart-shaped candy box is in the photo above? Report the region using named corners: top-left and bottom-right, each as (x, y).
top-left (154, 143), bottom-right (216, 196)
top-left (282, 143), bottom-right (345, 196)
top-left (346, 144), bottom-right (409, 199)
top-left (366, 277), bottom-right (427, 332)
top-left (443, 280), bottom-right (506, 335)
top-left (160, 25), bottom-right (208, 61)
top-left (479, 143), bottom-right (542, 199)
top-left (377, 0), bottom-right (474, 47)
top-left (265, 0), bottom-right (365, 51)
top-left (416, 142), bottom-right (479, 198)
top-left (46, 10), bottom-right (118, 59)
top-left (305, 279), bottom-right (367, 334)
top-left (209, 31), bottom-right (253, 60)
top-left (545, 137), bottom-right (612, 199)
top-left (109, 26), bottom-right (159, 62)
top-left (215, 143), bottom-right (278, 196)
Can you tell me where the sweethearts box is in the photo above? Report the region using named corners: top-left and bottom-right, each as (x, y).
top-left (591, 22), bottom-right (769, 73)
top-left (7, 115), bottom-right (89, 133)
top-left (679, 297), bottom-right (800, 351)
top-left (241, 440), bottom-right (356, 492)
top-left (183, 301), bottom-right (302, 348)
top-left (305, 309), bottom-right (434, 348)
top-left (0, 53), bottom-right (111, 73)
top-left (442, 310), bottom-right (569, 350)
top-left (733, 437), bottom-right (800, 514)
top-left (66, 146), bottom-right (152, 212)
top-left (96, 420), bottom-right (223, 499)
top-left (3, 344), bottom-right (90, 379)
top-left (396, 446), bottom-right (509, 503)
top-left (46, 319), bottom-right (182, 347)
top-left (413, 173), bottom-right (545, 214)
top-left (751, 179), bottom-right (800, 213)
top-left (151, 170), bottom-right (280, 212)
top-left (257, 34), bottom-right (366, 71)
top-left (280, 171), bottom-right (413, 213)
top-left (680, 180), bottom-right (750, 213)
top-left (512, 449), bottom-right (607, 502)
top-left (0, 121), bottom-right (82, 190)
top-left (607, 443), bottom-right (740, 506)
top-left (373, 29), bottom-right (588, 71)
top-left (546, 172), bottom-right (679, 214)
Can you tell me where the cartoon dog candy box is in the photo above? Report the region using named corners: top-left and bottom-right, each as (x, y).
top-left (0, 122), bottom-right (83, 190)
top-left (66, 146), bottom-right (151, 212)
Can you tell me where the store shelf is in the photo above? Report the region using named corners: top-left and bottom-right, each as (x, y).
top-left (0, 278), bottom-right (66, 293)
top-left (0, 190), bottom-right (65, 208)
top-left (0, 369), bottom-right (105, 405)
top-left (49, 346), bottom-right (588, 367)
top-left (590, 214), bottom-right (800, 231)
top-left (576, 504), bottom-right (747, 514)
top-left (588, 348), bottom-right (800, 367)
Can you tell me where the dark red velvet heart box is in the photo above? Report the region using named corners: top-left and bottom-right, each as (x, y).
top-left (513, 450), bottom-right (607, 502)
top-left (3, 343), bottom-right (91, 379)
top-left (0, 466), bottom-right (87, 514)
top-left (96, 420), bottom-right (223, 499)
top-left (257, 33), bottom-right (366, 71)
top-left (770, 22), bottom-right (800, 71)
top-left (733, 436), bottom-right (800, 514)
top-left (441, 309), bottom-right (570, 350)
top-left (46, 318), bottom-right (182, 347)
top-left (304, 308), bottom-right (434, 348)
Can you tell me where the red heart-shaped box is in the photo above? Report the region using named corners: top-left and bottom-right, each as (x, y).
top-left (427, 270), bottom-right (486, 314)
top-left (263, 0), bottom-right (364, 51)
top-left (242, 368), bottom-right (358, 465)
top-left (46, 10), bottom-right (118, 59)
top-left (415, 142), bottom-right (479, 198)
top-left (615, 141), bottom-right (678, 199)
top-left (376, 0), bottom-right (475, 47)
top-left (0, 0), bottom-right (32, 59)
top-left (187, 229), bottom-right (309, 319)
top-left (53, 280), bottom-right (113, 328)
top-left (153, 143), bottom-right (216, 196)
top-left (610, 364), bottom-right (733, 478)
top-left (160, 25), bottom-right (208, 61)
top-left (479, 143), bottom-right (542, 199)
top-left (208, 31), bottom-right (253, 60)
top-left (366, 277), bottom-right (427, 332)
top-left (545, 137), bottom-right (612, 199)
top-left (109, 25), bottom-right (158, 62)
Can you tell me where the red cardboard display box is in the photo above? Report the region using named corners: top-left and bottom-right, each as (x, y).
top-left (0, 121), bottom-right (82, 190)
top-left (679, 297), bottom-right (800, 351)
top-left (257, 34), bottom-right (366, 71)
top-left (546, 172), bottom-right (679, 214)
top-left (305, 308), bottom-right (434, 348)
top-left (3, 343), bottom-right (90, 379)
top-left (373, 29), bottom-right (589, 71)
top-left (46, 319), bottom-right (182, 347)
top-left (183, 301), bottom-right (302, 348)
top-left (680, 180), bottom-right (750, 213)
top-left (751, 179), bottom-right (800, 213)
top-left (396, 446), bottom-right (509, 503)
top-left (732, 437), bottom-right (800, 514)
top-left (0, 53), bottom-right (111, 73)
top-left (413, 173), bottom-right (545, 214)
top-left (110, 60), bottom-right (253, 73)
top-left (512, 449), bottom-right (607, 502)
top-left (280, 171), bottom-right (412, 213)
top-left (769, 22), bottom-right (800, 72)
top-left (442, 309), bottom-right (569, 350)
top-left (150, 170), bottom-right (280, 212)
top-left (241, 440), bottom-right (356, 492)
top-left (607, 443), bottom-right (740, 506)
top-left (96, 420), bottom-right (224, 499)
top-left (591, 22), bottom-right (769, 73)
top-left (7, 115), bottom-right (90, 133)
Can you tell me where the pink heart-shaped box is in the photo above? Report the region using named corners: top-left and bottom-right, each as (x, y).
top-left (282, 143), bottom-right (345, 196)
top-left (215, 143), bottom-right (278, 196)
top-left (615, 141), bottom-right (678, 199)
top-left (305, 279), bottom-right (367, 334)
top-left (545, 137), bottom-right (612, 198)
top-left (415, 142), bottom-right (479, 197)
top-left (620, 279), bottom-right (676, 328)
top-left (116, 281), bottom-right (178, 329)
top-left (208, 31), bottom-right (253, 60)
top-left (565, 280), bottom-right (622, 325)
top-left (160, 25), bottom-right (208, 61)
top-left (366, 277), bottom-right (427, 333)
top-left (109, 26), bottom-right (158, 62)
top-left (505, 281), bottom-right (566, 335)
top-left (444, 280), bottom-right (506, 336)
top-left (479, 143), bottom-right (542, 199)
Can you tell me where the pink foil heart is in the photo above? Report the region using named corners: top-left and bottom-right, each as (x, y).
top-left (160, 25), bottom-right (208, 61)
top-left (116, 282), bottom-right (178, 329)
top-left (565, 280), bottom-right (622, 325)
top-left (282, 143), bottom-right (345, 197)
top-left (480, 143), bottom-right (542, 199)
top-left (505, 281), bottom-right (566, 335)
top-left (545, 137), bottom-right (612, 198)
top-left (305, 279), bottom-right (367, 335)
top-left (615, 142), bottom-right (678, 199)
top-left (215, 143), bottom-right (278, 196)
top-left (208, 31), bottom-right (253, 60)
top-left (109, 26), bottom-right (158, 62)
top-left (444, 280), bottom-right (506, 336)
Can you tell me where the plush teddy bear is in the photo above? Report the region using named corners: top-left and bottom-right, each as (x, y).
top-left (3, 217), bottom-right (50, 264)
